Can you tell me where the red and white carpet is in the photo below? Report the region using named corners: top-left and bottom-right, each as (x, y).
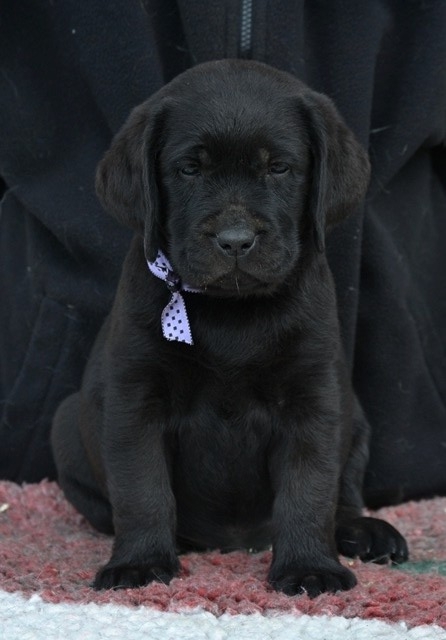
top-left (1, 481), bottom-right (445, 639)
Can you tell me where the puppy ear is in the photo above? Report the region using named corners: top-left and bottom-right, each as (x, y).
top-left (299, 92), bottom-right (370, 252)
top-left (95, 101), bottom-right (163, 260)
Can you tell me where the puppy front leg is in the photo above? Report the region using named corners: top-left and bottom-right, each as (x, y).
top-left (94, 395), bottom-right (179, 590)
top-left (268, 430), bottom-right (356, 598)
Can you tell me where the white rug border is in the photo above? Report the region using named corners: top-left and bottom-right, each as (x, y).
top-left (1, 591), bottom-right (445, 640)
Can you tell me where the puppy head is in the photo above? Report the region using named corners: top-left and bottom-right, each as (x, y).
top-left (96, 60), bottom-right (369, 296)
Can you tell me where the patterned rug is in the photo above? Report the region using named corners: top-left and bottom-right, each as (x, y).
top-left (1, 480), bottom-right (445, 639)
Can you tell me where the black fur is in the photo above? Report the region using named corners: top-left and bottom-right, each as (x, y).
top-left (51, 60), bottom-right (408, 597)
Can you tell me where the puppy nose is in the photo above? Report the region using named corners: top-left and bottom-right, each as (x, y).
top-left (215, 228), bottom-right (257, 257)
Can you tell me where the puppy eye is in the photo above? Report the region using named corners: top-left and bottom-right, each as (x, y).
top-left (180, 164), bottom-right (201, 177)
top-left (268, 162), bottom-right (290, 175)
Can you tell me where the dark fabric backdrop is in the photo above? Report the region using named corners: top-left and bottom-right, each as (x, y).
top-left (0, 0), bottom-right (445, 505)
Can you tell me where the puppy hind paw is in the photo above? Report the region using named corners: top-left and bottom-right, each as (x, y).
top-left (93, 562), bottom-right (179, 590)
top-left (268, 562), bottom-right (357, 598)
top-left (335, 516), bottom-right (409, 565)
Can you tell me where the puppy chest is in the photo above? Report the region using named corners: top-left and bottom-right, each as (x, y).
top-left (171, 399), bottom-right (276, 515)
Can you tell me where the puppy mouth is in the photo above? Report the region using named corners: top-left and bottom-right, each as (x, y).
top-left (199, 266), bottom-right (279, 297)
top-left (177, 247), bottom-right (293, 297)
top-left (171, 228), bottom-right (296, 297)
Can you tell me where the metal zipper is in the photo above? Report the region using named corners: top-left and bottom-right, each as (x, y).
top-left (239, 0), bottom-right (253, 58)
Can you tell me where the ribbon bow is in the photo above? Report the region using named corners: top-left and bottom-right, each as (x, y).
top-left (147, 251), bottom-right (200, 345)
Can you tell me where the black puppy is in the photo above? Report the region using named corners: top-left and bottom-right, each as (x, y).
top-left (52, 59), bottom-right (408, 597)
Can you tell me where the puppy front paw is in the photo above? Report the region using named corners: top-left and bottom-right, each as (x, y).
top-left (336, 516), bottom-right (409, 565)
top-left (268, 561), bottom-right (357, 598)
top-left (93, 560), bottom-right (180, 590)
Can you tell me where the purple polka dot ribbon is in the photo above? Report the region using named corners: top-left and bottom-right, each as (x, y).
top-left (147, 251), bottom-right (200, 345)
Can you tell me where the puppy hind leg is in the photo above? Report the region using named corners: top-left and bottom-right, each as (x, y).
top-left (336, 400), bottom-right (408, 565)
top-left (51, 393), bottom-right (113, 534)
top-left (337, 397), bottom-right (370, 522)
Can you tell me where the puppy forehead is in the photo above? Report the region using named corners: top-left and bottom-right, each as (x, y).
top-left (197, 143), bottom-right (270, 165)
top-left (162, 94), bottom-right (305, 160)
